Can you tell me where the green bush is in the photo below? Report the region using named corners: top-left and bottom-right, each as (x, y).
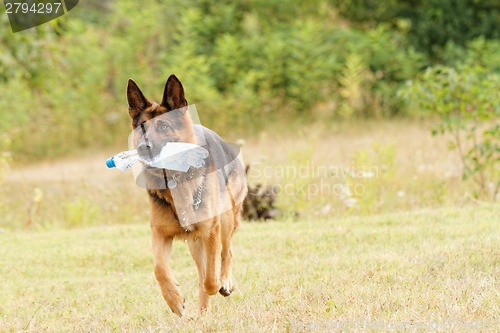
top-left (332, 0), bottom-right (500, 61)
top-left (405, 0), bottom-right (500, 59)
top-left (442, 37), bottom-right (500, 72)
top-left (403, 65), bottom-right (500, 200)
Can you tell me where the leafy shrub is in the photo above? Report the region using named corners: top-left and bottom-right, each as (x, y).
top-left (405, 0), bottom-right (500, 59)
top-left (442, 37), bottom-right (500, 72)
top-left (332, 0), bottom-right (500, 60)
top-left (403, 65), bottom-right (500, 200)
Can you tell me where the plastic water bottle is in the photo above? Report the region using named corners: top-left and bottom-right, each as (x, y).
top-left (106, 143), bottom-right (209, 172)
top-left (106, 150), bottom-right (139, 171)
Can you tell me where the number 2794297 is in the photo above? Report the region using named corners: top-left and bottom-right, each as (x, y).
top-left (5, 2), bottom-right (62, 14)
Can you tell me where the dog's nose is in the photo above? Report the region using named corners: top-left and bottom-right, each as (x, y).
top-left (137, 144), bottom-right (153, 159)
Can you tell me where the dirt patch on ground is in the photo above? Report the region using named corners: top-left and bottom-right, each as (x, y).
top-left (5, 152), bottom-right (129, 185)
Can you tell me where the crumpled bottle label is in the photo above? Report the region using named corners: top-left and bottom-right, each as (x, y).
top-left (148, 143), bottom-right (209, 172)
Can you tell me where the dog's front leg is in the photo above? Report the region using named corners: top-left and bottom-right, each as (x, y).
top-left (151, 227), bottom-right (185, 317)
top-left (219, 211), bottom-right (236, 297)
top-left (202, 218), bottom-right (222, 296)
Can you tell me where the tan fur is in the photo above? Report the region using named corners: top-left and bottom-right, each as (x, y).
top-left (126, 75), bottom-right (246, 316)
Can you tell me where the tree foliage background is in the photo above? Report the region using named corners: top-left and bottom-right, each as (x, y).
top-left (0, 0), bottom-right (499, 160)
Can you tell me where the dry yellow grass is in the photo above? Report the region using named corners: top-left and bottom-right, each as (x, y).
top-left (0, 205), bottom-right (498, 332)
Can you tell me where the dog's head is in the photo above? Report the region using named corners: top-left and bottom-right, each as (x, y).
top-left (126, 75), bottom-right (196, 163)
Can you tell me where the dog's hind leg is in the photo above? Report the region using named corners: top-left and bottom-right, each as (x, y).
top-left (187, 237), bottom-right (210, 313)
top-left (151, 227), bottom-right (185, 317)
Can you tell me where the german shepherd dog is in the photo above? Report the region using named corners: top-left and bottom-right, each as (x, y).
top-left (126, 75), bottom-right (247, 316)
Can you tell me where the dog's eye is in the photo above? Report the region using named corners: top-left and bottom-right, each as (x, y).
top-left (158, 124), bottom-right (169, 131)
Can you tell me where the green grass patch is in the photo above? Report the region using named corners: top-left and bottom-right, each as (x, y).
top-left (0, 205), bottom-right (498, 332)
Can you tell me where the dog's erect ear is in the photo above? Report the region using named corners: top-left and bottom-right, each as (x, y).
top-left (161, 75), bottom-right (188, 111)
top-left (127, 79), bottom-right (150, 118)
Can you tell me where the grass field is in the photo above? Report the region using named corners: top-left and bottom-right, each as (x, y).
top-left (1, 205), bottom-right (499, 332)
top-left (1, 120), bottom-right (498, 332)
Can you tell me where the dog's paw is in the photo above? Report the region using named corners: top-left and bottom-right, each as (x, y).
top-left (219, 279), bottom-right (234, 297)
top-left (166, 289), bottom-right (185, 317)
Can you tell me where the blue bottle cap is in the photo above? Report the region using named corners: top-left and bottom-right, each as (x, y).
top-left (106, 157), bottom-right (115, 168)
